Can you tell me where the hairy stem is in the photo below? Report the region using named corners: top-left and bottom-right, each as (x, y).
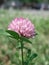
top-left (21, 41), bottom-right (24, 65)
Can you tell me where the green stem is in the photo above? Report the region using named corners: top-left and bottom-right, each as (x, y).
top-left (21, 41), bottom-right (24, 65)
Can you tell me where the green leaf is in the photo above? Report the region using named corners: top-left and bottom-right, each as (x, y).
top-left (28, 53), bottom-right (38, 62)
top-left (23, 47), bottom-right (30, 50)
top-left (25, 53), bottom-right (37, 65)
top-left (6, 30), bottom-right (20, 40)
top-left (20, 36), bottom-right (32, 44)
top-left (27, 49), bottom-right (31, 58)
top-left (16, 46), bottom-right (30, 50)
top-left (24, 61), bottom-right (28, 65)
top-left (25, 49), bottom-right (31, 65)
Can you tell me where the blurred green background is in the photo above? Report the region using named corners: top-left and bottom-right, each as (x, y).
top-left (0, 0), bottom-right (49, 10)
top-left (0, 9), bottom-right (49, 65)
